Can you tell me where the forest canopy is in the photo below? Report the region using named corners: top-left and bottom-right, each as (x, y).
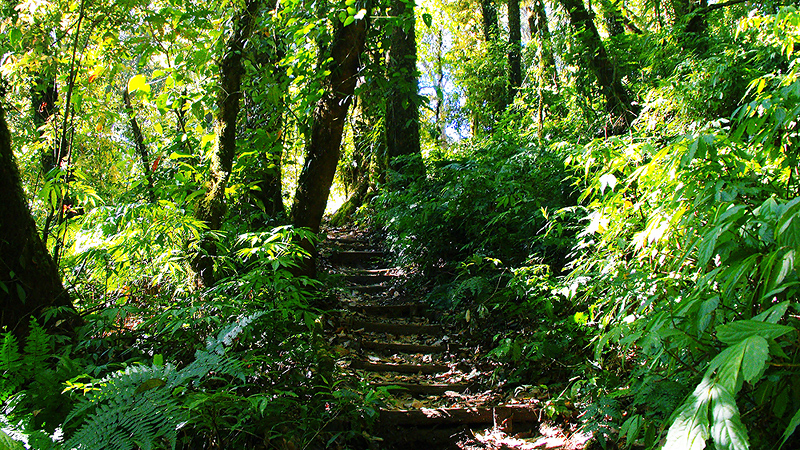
top-left (1, 0), bottom-right (800, 449)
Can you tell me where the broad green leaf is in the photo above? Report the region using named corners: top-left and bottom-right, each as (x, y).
top-left (776, 197), bottom-right (800, 251)
top-left (710, 383), bottom-right (749, 450)
top-left (715, 320), bottom-right (794, 345)
top-left (343, 15), bottom-right (355, 26)
top-left (753, 301), bottom-right (790, 323)
top-left (664, 377), bottom-right (712, 450)
top-left (780, 407), bottom-right (800, 449)
top-left (422, 12), bottom-right (433, 28)
top-left (127, 74), bottom-right (150, 94)
top-left (739, 336), bottom-right (769, 384)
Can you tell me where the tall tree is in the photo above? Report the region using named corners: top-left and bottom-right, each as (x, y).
top-left (507, 0), bottom-right (522, 103)
top-left (191, 0), bottom-right (263, 287)
top-left (291, 13), bottom-right (368, 277)
top-left (0, 103), bottom-right (74, 339)
top-left (385, 0), bottom-right (425, 183)
top-left (559, 0), bottom-right (638, 133)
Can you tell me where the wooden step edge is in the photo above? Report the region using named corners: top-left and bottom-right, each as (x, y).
top-left (350, 284), bottom-right (388, 293)
top-left (361, 341), bottom-right (446, 354)
top-left (355, 303), bottom-right (427, 318)
top-left (344, 274), bottom-right (396, 284)
top-left (352, 321), bottom-right (444, 336)
top-left (377, 405), bottom-right (540, 426)
top-left (371, 382), bottom-right (472, 396)
top-left (350, 360), bottom-right (449, 374)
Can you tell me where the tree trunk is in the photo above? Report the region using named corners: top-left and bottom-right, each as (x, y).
top-left (481, 0), bottom-right (499, 42)
top-left (0, 104), bottom-right (75, 340)
top-left (330, 92), bottom-right (383, 227)
top-left (385, 0), bottom-right (425, 184)
top-left (291, 15), bottom-right (368, 277)
top-left (123, 88), bottom-right (157, 203)
top-left (559, 0), bottom-right (638, 133)
top-left (242, 21), bottom-right (287, 226)
top-left (191, 0), bottom-right (262, 288)
top-left (507, 0), bottom-right (522, 103)
top-left (528, 0), bottom-right (559, 89)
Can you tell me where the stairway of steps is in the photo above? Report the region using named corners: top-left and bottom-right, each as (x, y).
top-left (320, 228), bottom-right (550, 449)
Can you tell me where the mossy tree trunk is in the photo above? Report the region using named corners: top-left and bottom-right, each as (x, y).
top-left (559, 0), bottom-right (638, 133)
top-left (191, 0), bottom-right (262, 288)
top-left (385, 0), bottom-right (425, 185)
top-left (0, 104), bottom-right (75, 339)
top-left (291, 15), bottom-right (368, 277)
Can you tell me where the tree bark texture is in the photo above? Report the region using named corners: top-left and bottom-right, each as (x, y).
top-left (291, 16), bottom-right (368, 276)
top-left (0, 104), bottom-right (74, 339)
top-left (559, 0), bottom-right (638, 133)
top-left (385, 0), bottom-right (425, 183)
top-left (507, 0), bottom-right (522, 102)
top-left (123, 88), bottom-right (157, 203)
top-left (192, 0), bottom-right (262, 287)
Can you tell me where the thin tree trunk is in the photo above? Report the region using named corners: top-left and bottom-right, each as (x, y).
top-left (0, 104), bottom-right (76, 340)
top-left (243, 21), bottom-right (287, 225)
top-left (123, 87), bottom-right (156, 203)
top-left (481, 0), bottom-right (499, 42)
top-left (385, 0), bottom-right (425, 184)
top-left (507, 0), bottom-right (522, 103)
top-left (191, 0), bottom-right (262, 288)
top-left (529, 0), bottom-right (559, 89)
top-left (291, 15), bottom-right (368, 277)
top-left (559, 0), bottom-right (638, 133)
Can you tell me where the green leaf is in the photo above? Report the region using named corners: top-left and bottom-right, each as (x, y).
top-left (753, 301), bottom-right (790, 323)
top-left (127, 74), bottom-right (151, 94)
top-left (739, 336), bottom-right (769, 384)
top-left (776, 197), bottom-right (800, 251)
top-left (15, 284), bottom-right (25, 305)
top-left (343, 14), bottom-right (355, 26)
top-left (0, 430), bottom-right (25, 450)
top-left (134, 378), bottom-right (166, 394)
top-left (709, 383), bottom-right (749, 450)
top-left (716, 320), bottom-right (794, 345)
top-left (664, 377), bottom-right (712, 450)
top-left (422, 13), bottom-right (433, 28)
top-left (780, 407), bottom-right (800, 449)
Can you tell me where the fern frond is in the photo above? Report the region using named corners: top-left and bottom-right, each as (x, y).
top-left (0, 332), bottom-right (21, 400)
top-left (22, 318), bottom-right (52, 379)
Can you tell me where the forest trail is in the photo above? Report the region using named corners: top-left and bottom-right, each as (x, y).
top-left (321, 228), bottom-right (589, 450)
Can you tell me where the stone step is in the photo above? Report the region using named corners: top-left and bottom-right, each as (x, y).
top-left (377, 405), bottom-right (540, 426)
top-left (361, 341), bottom-right (446, 354)
top-left (345, 274), bottom-right (395, 285)
top-left (352, 320), bottom-right (444, 336)
top-left (356, 303), bottom-right (427, 318)
top-left (329, 250), bottom-right (385, 265)
top-left (351, 360), bottom-right (449, 374)
top-left (350, 284), bottom-right (388, 294)
top-left (373, 382), bottom-right (472, 396)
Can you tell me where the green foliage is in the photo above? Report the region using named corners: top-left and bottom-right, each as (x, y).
top-left (560, 7), bottom-right (800, 448)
